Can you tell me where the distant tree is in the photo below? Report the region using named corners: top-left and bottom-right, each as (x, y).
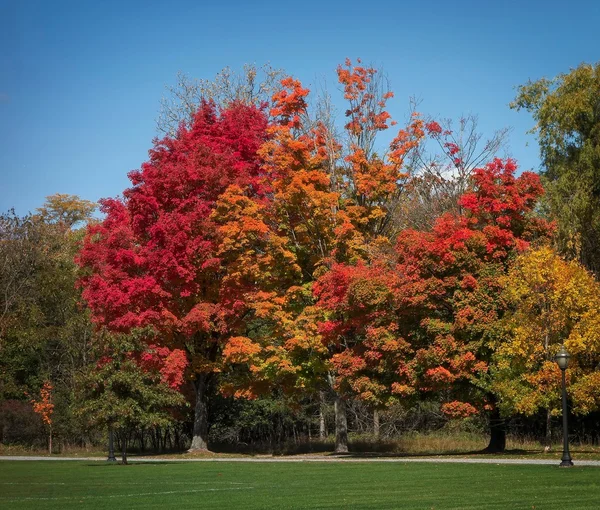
top-left (36, 193), bottom-right (96, 228)
top-left (0, 210), bottom-right (44, 342)
top-left (511, 62), bottom-right (600, 273)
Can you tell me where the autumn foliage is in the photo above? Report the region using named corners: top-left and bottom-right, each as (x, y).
top-left (76, 59), bottom-right (600, 454)
top-left (78, 100), bottom-right (270, 449)
top-left (30, 381), bottom-right (54, 426)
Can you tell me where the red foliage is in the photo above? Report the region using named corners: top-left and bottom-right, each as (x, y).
top-left (393, 158), bottom-right (552, 409)
top-left (78, 101), bottom-right (268, 333)
top-left (78, 102), bottom-right (270, 382)
top-left (138, 345), bottom-right (188, 390)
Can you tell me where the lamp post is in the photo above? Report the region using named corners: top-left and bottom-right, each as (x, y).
top-left (107, 426), bottom-right (117, 462)
top-left (555, 345), bottom-right (573, 467)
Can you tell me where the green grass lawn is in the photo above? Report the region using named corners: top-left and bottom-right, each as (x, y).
top-left (1, 460), bottom-right (599, 509)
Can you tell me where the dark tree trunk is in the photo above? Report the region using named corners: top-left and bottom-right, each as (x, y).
top-left (545, 408), bottom-right (552, 450)
top-left (139, 428), bottom-right (146, 453)
top-left (189, 374), bottom-right (210, 451)
top-left (156, 427), bottom-right (163, 453)
top-left (334, 393), bottom-right (349, 453)
top-left (485, 403), bottom-right (506, 453)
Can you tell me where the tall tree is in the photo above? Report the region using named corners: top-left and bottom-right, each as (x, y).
top-left (78, 101), bottom-right (270, 451)
top-left (218, 60), bottom-right (425, 452)
top-left (511, 62), bottom-right (600, 273)
top-left (393, 159), bottom-right (552, 452)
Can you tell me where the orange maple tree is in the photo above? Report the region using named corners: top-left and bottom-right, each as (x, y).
top-left (217, 60), bottom-right (425, 452)
top-left (30, 381), bottom-right (54, 454)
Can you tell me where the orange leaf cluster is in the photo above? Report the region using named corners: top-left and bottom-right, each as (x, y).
top-left (31, 381), bottom-right (54, 426)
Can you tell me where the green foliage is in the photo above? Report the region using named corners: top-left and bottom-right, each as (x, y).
top-left (75, 331), bottom-right (187, 433)
top-left (511, 62), bottom-right (600, 272)
top-left (0, 197), bottom-right (96, 445)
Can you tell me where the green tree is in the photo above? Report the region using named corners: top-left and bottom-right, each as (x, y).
top-left (76, 331), bottom-right (187, 464)
top-left (511, 62), bottom-right (600, 273)
top-left (0, 195), bottom-right (96, 448)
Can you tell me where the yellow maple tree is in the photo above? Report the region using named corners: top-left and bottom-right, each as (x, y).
top-left (492, 246), bottom-right (600, 423)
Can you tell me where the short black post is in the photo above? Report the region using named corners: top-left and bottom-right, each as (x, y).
top-left (107, 426), bottom-right (117, 462)
top-left (555, 345), bottom-right (573, 467)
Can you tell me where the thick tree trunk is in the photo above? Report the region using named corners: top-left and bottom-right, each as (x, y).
top-left (319, 391), bottom-right (326, 439)
top-left (334, 393), bottom-right (349, 453)
top-left (485, 404), bottom-right (506, 453)
top-left (373, 409), bottom-right (380, 439)
top-left (188, 374), bottom-right (210, 451)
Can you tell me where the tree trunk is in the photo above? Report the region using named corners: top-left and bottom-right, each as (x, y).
top-left (157, 427), bottom-right (163, 453)
top-left (485, 403), bottom-right (506, 453)
top-left (48, 425), bottom-right (52, 455)
top-left (319, 391), bottom-right (326, 439)
top-left (373, 409), bottom-right (380, 439)
top-left (189, 374), bottom-right (210, 451)
top-left (121, 433), bottom-right (128, 465)
top-left (334, 393), bottom-right (349, 453)
top-left (545, 408), bottom-right (552, 451)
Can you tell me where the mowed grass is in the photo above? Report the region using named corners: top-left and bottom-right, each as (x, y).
top-left (1, 461), bottom-right (599, 509)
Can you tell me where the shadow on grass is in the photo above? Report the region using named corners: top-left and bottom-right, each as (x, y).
top-left (320, 448), bottom-right (532, 459)
top-left (116, 443), bottom-right (538, 460)
top-left (86, 461), bottom-right (179, 466)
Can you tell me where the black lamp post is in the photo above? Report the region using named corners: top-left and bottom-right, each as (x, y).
top-left (555, 345), bottom-right (573, 467)
top-left (107, 426), bottom-right (117, 462)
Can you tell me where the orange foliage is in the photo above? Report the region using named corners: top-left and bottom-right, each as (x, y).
top-left (31, 381), bottom-right (54, 426)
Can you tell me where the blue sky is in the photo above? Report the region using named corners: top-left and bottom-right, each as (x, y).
top-left (1, 0), bottom-right (599, 215)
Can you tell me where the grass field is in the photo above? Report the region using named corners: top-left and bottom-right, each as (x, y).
top-left (1, 461), bottom-right (599, 509)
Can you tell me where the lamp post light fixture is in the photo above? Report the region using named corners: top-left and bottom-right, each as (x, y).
top-left (555, 345), bottom-right (573, 467)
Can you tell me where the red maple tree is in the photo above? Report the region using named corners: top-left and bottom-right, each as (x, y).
top-left (78, 101), bottom-right (270, 451)
top-left (392, 158), bottom-right (553, 451)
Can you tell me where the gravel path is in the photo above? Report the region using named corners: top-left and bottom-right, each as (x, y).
top-left (2, 455), bottom-right (600, 466)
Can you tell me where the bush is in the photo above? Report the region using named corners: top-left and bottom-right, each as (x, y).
top-left (0, 400), bottom-right (45, 446)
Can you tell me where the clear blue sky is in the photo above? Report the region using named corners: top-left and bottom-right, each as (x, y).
top-left (1, 0), bottom-right (599, 215)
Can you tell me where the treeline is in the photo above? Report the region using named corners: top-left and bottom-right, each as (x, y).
top-left (1, 60), bottom-right (599, 456)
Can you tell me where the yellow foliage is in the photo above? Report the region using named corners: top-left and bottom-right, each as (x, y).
top-left (492, 246), bottom-right (600, 415)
